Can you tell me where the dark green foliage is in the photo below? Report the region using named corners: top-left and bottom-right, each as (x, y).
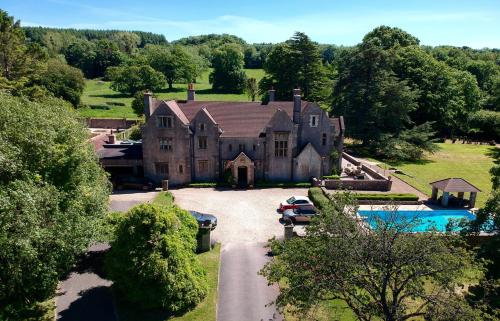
top-left (307, 187), bottom-right (330, 210)
top-left (467, 110), bottom-right (500, 141)
top-left (259, 32), bottom-right (327, 102)
top-left (105, 204), bottom-right (208, 311)
top-left (131, 91), bottom-right (146, 116)
top-left (0, 93), bottom-right (110, 316)
top-left (261, 193), bottom-right (478, 321)
top-left (322, 175), bottom-right (340, 179)
top-left (363, 25), bottom-right (420, 49)
top-left (374, 122), bottom-right (440, 161)
top-left (107, 64), bottom-right (165, 95)
top-left (142, 44), bottom-right (207, 89)
top-left (245, 77), bottom-right (258, 101)
top-left (94, 39), bottom-right (124, 77)
top-left (209, 43), bottom-right (247, 93)
top-left (40, 58), bottom-right (85, 106)
top-left (128, 126), bottom-right (142, 141)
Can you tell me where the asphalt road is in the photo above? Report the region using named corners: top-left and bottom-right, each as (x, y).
top-left (217, 242), bottom-right (283, 321)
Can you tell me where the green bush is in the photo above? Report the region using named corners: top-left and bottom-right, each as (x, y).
top-left (353, 193), bottom-right (419, 201)
top-left (106, 101), bottom-right (126, 106)
top-left (90, 104), bottom-right (110, 110)
top-left (308, 187), bottom-right (330, 210)
top-left (187, 182), bottom-right (230, 188)
top-left (323, 175), bottom-right (340, 179)
top-left (105, 204), bottom-right (208, 311)
top-left (128, 126), bottom-right (141, 141)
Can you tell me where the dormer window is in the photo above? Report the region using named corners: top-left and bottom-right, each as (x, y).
top-left (309, 115), bottom-right (319, 127)
top-left (199, 123), bottom-right (205, 131)
top-left (157, 116), bottom-right (173, 128)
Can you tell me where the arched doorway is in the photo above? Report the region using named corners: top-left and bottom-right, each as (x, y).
top-left (229, 152), bottom-right (254, 188)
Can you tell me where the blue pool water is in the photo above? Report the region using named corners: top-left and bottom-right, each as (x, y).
top-left (358, 210), bottom-right (476, 232)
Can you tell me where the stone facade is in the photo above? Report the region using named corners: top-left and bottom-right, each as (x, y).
top-left (141, 88), bottom-right (344, 186)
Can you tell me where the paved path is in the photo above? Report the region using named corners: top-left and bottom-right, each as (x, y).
top-left (171, 188), bottom-right (307, 321)
top-left (56, 190), bottom-right (158, 321)
top-left (218, 243), bottom-right (283, 321)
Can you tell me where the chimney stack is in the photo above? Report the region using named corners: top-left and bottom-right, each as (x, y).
top-left (268, 87), bottom-right (276, 102)
top-left (107, 134), bottom-right (116, 144)
top-left (293, 88), bottom-right (301, 123)
top-left (187, 83), bottom-right (195, 101)
top-left (144, 92), bottom-right (153, 120)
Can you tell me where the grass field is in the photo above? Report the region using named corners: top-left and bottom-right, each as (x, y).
top-left (79, 68), bottom-right (265, 119)
top-left (371, 142), bottom-right (497, 207)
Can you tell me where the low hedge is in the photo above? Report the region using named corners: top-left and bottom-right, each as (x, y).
top-left (323, 175), bottom-right (340, 179)
top-left (106, 101), bottom-right (126, 106)
top-left (353, 193), bottom-right (419, 201)
top-left (255, 181), bottom-right (311, 188)
top-left (187, 182), bottom-right (230, 188)
top-left (308, 187), bottom-right (330, 210)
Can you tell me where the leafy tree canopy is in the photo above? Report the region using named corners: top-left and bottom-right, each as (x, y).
top-left (105, 204), bottom-right (208, 311)
top-left (107, 64), bottom-right (165, 95)
top-left (0, 93), bottom-right (110, 318)
top-left (209, 43), bottom-right (247, 93)
top-left (261, 194), bottom-right (481, 321)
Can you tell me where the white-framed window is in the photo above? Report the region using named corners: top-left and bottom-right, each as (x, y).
top-left (309, 115), bottom-right (319, 127)
top-left (157, 116), bottom-right (173, 128)
top-left (159, 137), bottom-right (173, 151)
top-left (274, 132), bottom-right (289, 157)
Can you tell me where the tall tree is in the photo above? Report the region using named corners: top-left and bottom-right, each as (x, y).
top-left (107, 64), bottom-right (165, 95)
top-left (144, 44), bottom-right (206, 89)
top-left (40, 58), bottom-right (85, 106)
top-left (0, 93), bottom-right (109, 318)
top-left (245, 77), bottom-right (258, 101)
top-left (94, 39), bottom-right (123, 77)
top-left (259, 32), bottom-right (326, 101)
top-left (261, 194), bottom-right (481, 321)
top-left (209, 43), bottom-right (247, 93)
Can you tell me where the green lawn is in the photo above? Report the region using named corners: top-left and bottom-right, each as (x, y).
top-left (371, 143), bottom-right (497, 207)
top-left (79, 68), bottom-right (265, 119)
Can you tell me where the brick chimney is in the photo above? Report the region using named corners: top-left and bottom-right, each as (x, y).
top-left (187, 83), bottom-right (195, 101)
top-left (268, 87), bottom-right (276, 102)
top-left (144, 92), bottom-right (153, 120)
top-left (293, 88), bottom-right (301, 123)
top-left (107, 134), bottom-right (116, 144)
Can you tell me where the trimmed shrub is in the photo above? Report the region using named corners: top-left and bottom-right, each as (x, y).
top-left (187, 182), bottom-right (230, 188)
top-left (106, 101), bottom-right (126, 106)
top-left (105, 204), bottom-right (208, 311)
top-left (308, 187), bottom-right (330, 210)
top-left (323, 175), bottom-right (340, 180)
top-left (353, 193), bottom-right (419, 201)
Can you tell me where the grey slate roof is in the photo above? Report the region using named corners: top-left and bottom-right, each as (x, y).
top-left (97, 144), bottom-right (142, 160)
top-left (429, 178), bottom-right (481, 193)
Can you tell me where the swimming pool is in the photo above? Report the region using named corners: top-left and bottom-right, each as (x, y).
top-left (358, 209), bottom-right (476, 232)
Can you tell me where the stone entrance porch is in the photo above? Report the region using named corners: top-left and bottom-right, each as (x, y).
top-left (227, 152), bottom-right (254, 188)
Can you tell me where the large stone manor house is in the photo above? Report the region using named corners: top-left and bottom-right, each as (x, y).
top-left (140, 86), bottom-right (345, 187)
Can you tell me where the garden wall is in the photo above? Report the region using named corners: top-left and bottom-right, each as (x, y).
top-left (324, 179), bottom-right (392, 191)
top-left (84, 118), bottom-right (137, 129)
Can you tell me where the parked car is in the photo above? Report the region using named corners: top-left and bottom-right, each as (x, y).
top-left (282, 207), bottom-right (318, 223)
top-left (278, 196), bottom-right (314, 212)
top-left (113, 176), bottom-right (154, 191)
top-left (189, 210), bottom-right (218, 230)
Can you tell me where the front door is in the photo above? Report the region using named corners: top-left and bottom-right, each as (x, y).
top-left (237, 166), bottom-right (248, 187)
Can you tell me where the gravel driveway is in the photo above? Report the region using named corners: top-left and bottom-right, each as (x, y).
top-left (171, 187), bottom-right (308, 244)
top-left (171, 187), bottom-right (309, 321)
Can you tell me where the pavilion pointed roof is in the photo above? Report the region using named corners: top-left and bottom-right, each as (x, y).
top-left (429, 178), bottom-right (481, 193)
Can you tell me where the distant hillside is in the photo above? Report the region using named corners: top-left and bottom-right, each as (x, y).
top-left (22, 26), bottom-right (168, 47)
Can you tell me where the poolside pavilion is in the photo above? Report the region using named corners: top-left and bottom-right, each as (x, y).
top-left (430, 178), bottom-right (481, 208)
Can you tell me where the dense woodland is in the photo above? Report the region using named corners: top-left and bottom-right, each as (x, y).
top-left (1, 8), bottom-right (500, 321)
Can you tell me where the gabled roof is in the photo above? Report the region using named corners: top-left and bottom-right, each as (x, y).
top-left (429, 178), bottom-right (481, 193)
top-left (97, 144), bottom-right (142, 160)
top-left (156, 100), bottom-right (189, 125)
top-left (177, 100), bottom-right (309, 137)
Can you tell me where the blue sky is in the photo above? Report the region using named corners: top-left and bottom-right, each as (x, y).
top-left (1, 0), bottom-right (499, 48)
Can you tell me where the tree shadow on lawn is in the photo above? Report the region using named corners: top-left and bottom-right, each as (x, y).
top-left (156, 87), bottom-right (185, 94)
top-left (88, 93), bottom-right (131, 99)
top-left (486, 146), bottom-right (500, 161)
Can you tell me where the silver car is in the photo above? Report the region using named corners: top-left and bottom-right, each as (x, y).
top-left (282, 207), bottom-right (319, 223)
